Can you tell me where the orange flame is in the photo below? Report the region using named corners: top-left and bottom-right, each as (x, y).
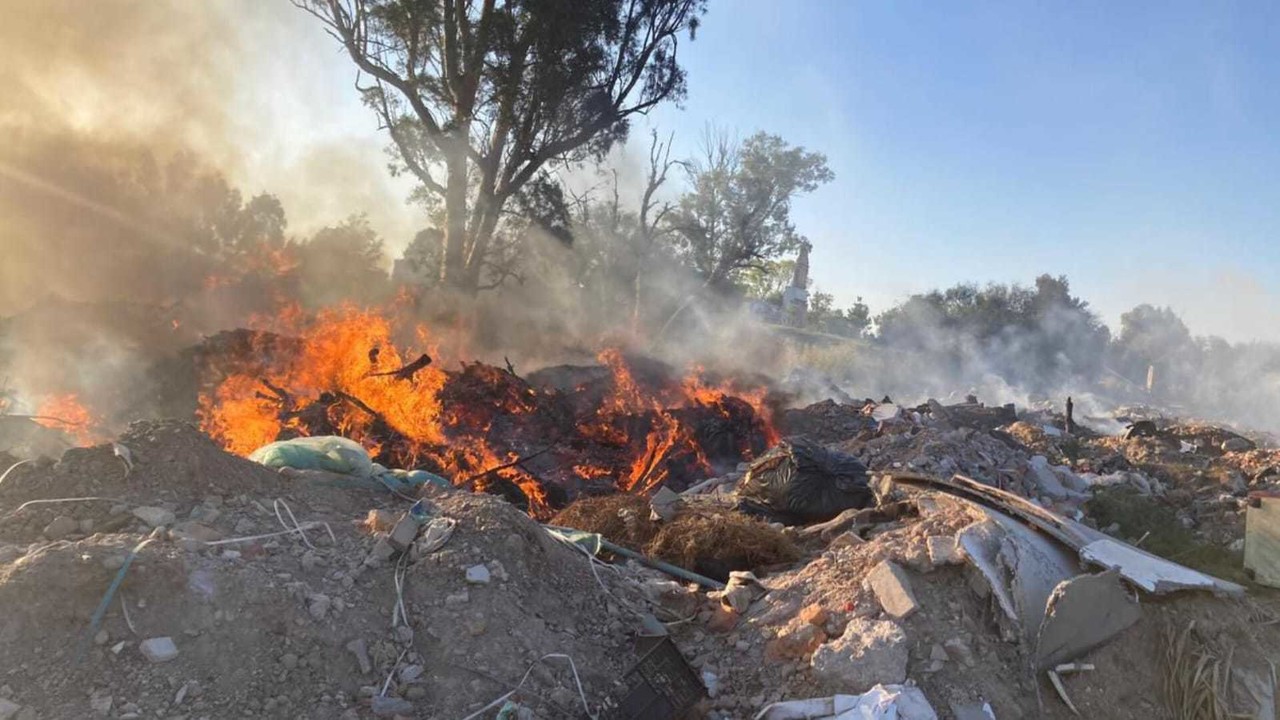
top-left (33, 393), bottom-right (105, 446)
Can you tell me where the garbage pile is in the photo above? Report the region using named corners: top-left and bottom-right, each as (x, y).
top-left (3, 388), bottom-right (1280, 719)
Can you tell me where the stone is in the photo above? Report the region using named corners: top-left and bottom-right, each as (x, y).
top-left (43, 515), bottom-right (78, 539)
top-left (798, 603), bottom-right (829, 627)
top-left (398, 664), bottom-right (424, 683)
top-left (94, 629), bottom-right (110, 646)
top-left (465, 564), bottom-right (491, 585)
top-left (364, 538), bottom-right (396, 566)
top-left (810, 617), bottom-right (908, 693)
top-left (171, 521), bottom-right (222, 543)
top-left (370, 695), bottom-right (414, 716)
top-left (281, 653), bottom-right (299, 669)
top-left (308, 594), bottom-right (332, 620)
top-left (346, 639), bottom-right (373, 674)
top-left (139, 636), bottom-right (179, 663)
top-left (944, 637), bottom-right (977, 668)
top-left (445, 590), bottom-right (470, 606)
top-left (705, 605), bottom-right (739, 633)
top-left (132, 506), bottom-right (176, 527)
top-left (89, 692), bottom-right (113, 715)
top-left (388, 514), bottom-right (421, 550)
top-left (927, 536), bottom-right (963, 567)
top-left (1027, 456), bottom-right (1069, 500)
top-left (363, 509), bottom-right (397, 532)
top-left (764, 622), bottom-right (826, 660)
top-left (865, 560), bottom-right (920, 619)
top-left (0, 699), bottom-right (19, 720)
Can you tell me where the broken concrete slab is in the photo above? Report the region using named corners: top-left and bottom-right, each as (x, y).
top-left (1080, 538), bottom-right (1244, 596)
top-left (810, 617), bottom-right (908, 693)
top-left (892, 474), bottom-right (1245, 597)
top-left (926, 535), bottom-right (963, 567)
top-left (1035, 570), bottom-right (1141, 670)
top-left (865, 560), bottom-right (920, 619)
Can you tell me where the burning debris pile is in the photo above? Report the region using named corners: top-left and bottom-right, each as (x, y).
top-left (6, 335), bottom-right (1280, 718)
top-left (179, 306), bottom-right (777, 517)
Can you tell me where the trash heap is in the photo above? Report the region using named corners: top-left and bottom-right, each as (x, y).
top-left (2, 390), bottom-right (1280, 719)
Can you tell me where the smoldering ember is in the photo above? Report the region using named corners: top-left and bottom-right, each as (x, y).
top-left (5, 3), bottom-right (1280, 720)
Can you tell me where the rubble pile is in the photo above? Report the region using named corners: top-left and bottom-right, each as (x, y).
top-left (5, 383), bottom-right (1280, 718)
top-left (0, 422), bottom-right (662, 719)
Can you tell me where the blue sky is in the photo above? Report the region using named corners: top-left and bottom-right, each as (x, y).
top-left (634, 0), bottom-right (1280, 341)
top-left (248, 1), bottom-right (1280, 342)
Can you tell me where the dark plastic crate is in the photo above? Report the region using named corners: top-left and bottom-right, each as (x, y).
top-left (616, 636), bottom-right (705, 720)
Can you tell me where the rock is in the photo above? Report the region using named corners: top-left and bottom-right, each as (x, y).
top-left (171, 521), bottom-right (222, 542)
top-left (445, 591), bottom-right (470, 606)
top-left (641, 579), bottom-right (700, 618)
top-left (94, 629), bottom-right (110, 646)
top-left (944, 637), bottom-right (977, 668)
top-left (388, 514), bottom-right (420, 550)
top-left (132, 506), bottom-right (176, 527)
top-left (43, 515), bottom-right (78, 539)
top-left (0, 699), bottom-right (20, 720)
top-left (398, 664), bottom-right (424, 683)
top-left (926, 536), bottom-right (963, 567)
top-left (370, 695), bottom-right (414, 717)
top-left (364, 538), bottom-right (397, 566)
top-left (139, 636), bottom-right (179, 663)
top-left (865, 560), bottom-right (920, 619)
top-left (346, 638), bottom-right (373, 674)
top-left (798, 603), bottom-right (829, 627)
top-left (89, 692), bottom-right (113, 715)
top-left (705, 605), bottom-right (739, 633)
top-left (281, 653), bottom-right (299, 669)
top-left (308, 594), bottom-right (332, 620)
top-left (465, 564), bottom-right (491, 585)
top-left (764, 622), bottom-right (826, 660)
top-left (487, 559), bottom-right (509, 582)
top-left (1223, 438), bottom-right (1253, 453)
top-left (363, 509), bottom-right (397, 532)
top-left (810, 617), bottom-right (908, 692)
top-left (1027, 456), bottom-right (1070, 499)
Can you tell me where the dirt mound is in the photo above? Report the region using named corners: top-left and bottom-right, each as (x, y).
top-left (0, 421), bottom-right (663, 719)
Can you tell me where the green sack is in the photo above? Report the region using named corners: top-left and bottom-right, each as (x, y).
top-left (249, 436), bottom-right (374, 478)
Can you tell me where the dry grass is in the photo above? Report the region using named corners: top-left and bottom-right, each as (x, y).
top-left (549, 494), bottom-right (660, 550)
top-left (1163, 620), bottom-right (1252, 719)
top-left (645, 508), bottom-right (800, 581)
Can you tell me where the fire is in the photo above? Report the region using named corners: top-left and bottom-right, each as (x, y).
top-left (197, 304), bottom-right (550, 513)
top-left (33, 393), bottom-right (104, 446)
top-left (197, 305), bottom-right (776, 517)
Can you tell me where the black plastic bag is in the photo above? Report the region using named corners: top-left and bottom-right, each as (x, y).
top-left (736, 439), bottom-right (872, 525)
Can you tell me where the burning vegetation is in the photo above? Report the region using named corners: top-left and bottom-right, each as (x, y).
top-left (192, 302), bottom-right (777, 517)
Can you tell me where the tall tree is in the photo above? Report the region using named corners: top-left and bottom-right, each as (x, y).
top-left (669, 129), bottom-right (832, 289)
top-left (297, 0), bottom-right (705, 294)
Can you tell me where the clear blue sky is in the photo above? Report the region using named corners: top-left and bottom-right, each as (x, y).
top-left (639, 0), bottom-right (1280, 342)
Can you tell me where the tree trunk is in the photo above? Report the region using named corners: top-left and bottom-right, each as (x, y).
top-left (442, 135), bottom-right (470, 289)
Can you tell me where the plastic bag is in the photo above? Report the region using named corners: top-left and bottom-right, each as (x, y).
top-left (249, 436), bottom-right (374, 478)
top-left (737, 439), bottom-right (871, 524)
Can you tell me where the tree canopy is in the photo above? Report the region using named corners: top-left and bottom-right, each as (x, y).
top-left (297, 0), bottom-right (706, 294)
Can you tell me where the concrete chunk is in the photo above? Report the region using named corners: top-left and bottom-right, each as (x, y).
top-left (810, 617), bottom-right (908, 693)
top-left (866, 560), bottom-right (920, 619)
top-left (132, 506), bottom-right (176, 528)
top-left (926, 536), bottom-right (962, 567)
top-left (139, 636), bottom-right (179, 663)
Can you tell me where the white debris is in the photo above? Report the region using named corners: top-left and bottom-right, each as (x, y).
top-left (139, 636), bottom-right (179, 663)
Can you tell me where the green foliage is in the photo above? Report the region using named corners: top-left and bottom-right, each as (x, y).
top-left (669, 130), bottom-right (832, 289)
top-left (873, 274), bottom-right (1110, 390)
top-left (302, 0), bottom-right (706, 292)
top-left (295, 215), bottom-right (389, 306)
